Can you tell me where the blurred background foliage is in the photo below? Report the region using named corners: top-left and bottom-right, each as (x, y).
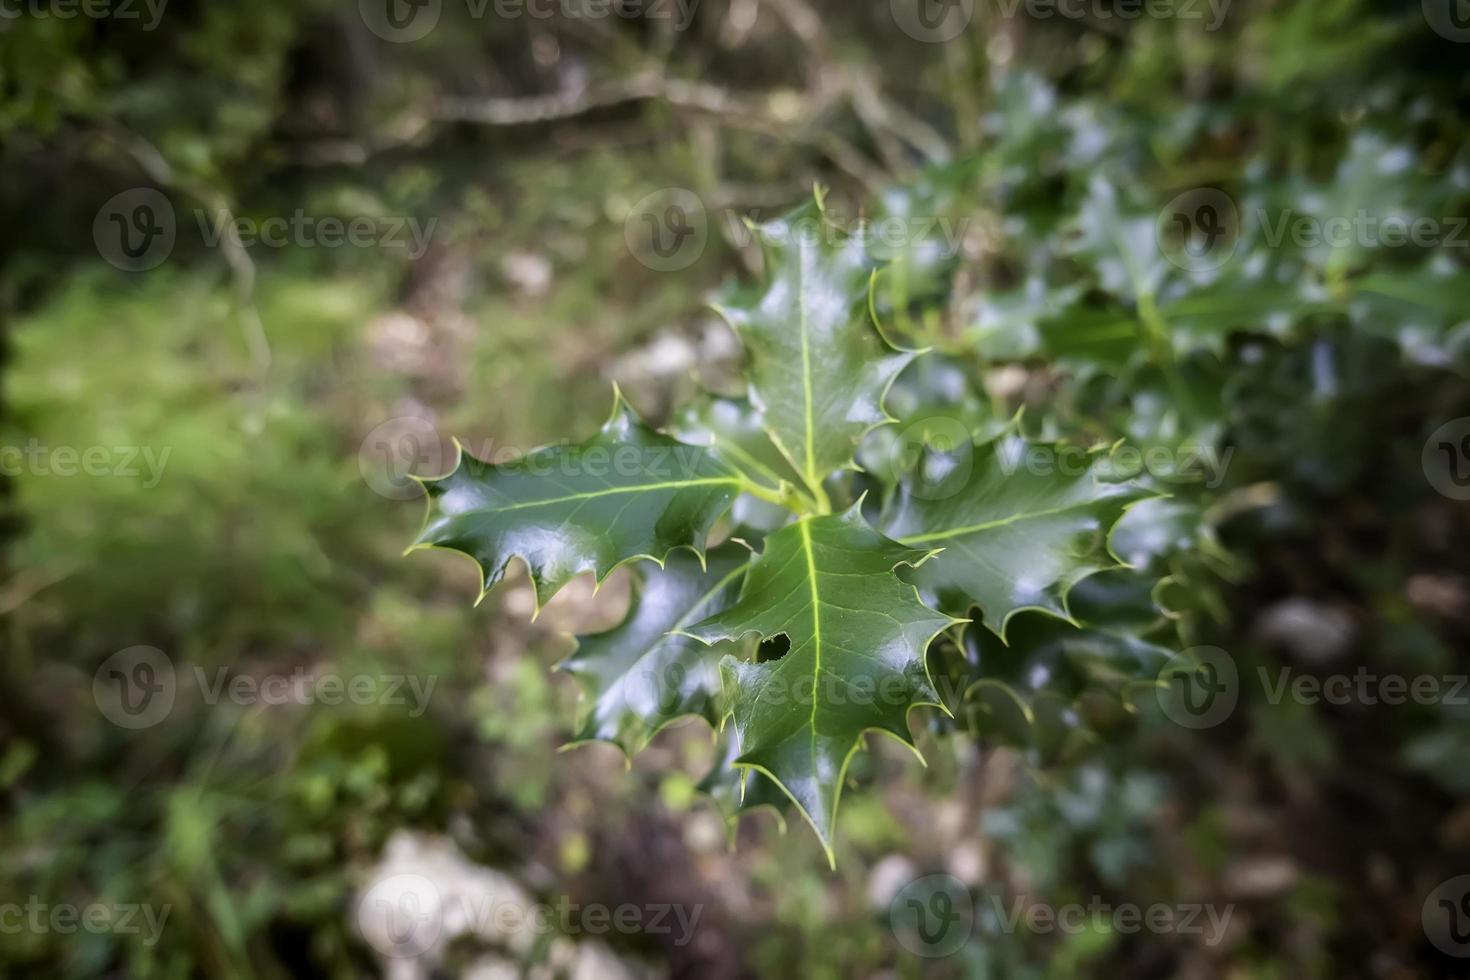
top-left (2, 0), bottom-right (1469, 976)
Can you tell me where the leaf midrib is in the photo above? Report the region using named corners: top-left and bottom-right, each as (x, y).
top-left (897, 497), bottom-right (1116, 544)
top-left (799, 518), bottom-right (821, 763)
top-left (798, 238), bottom-right (818, 490)
top-left (468, 477), bottom-right (741, 513)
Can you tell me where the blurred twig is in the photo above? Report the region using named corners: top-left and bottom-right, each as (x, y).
top-left (114, 131), bottom-right (272, 377)
top-left (298, 3), bottom-right (951, 191)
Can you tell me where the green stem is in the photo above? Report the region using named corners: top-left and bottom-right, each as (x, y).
top-left (1137, 290), bottom-right (1195, 430)
top-left (737, 477), bottom-right (825, 517)
top-left (737, 479), bottom-right (789, 508)
top-left (808, 477), bottom-right (833, 516)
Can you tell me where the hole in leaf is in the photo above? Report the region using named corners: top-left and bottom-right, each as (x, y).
top-left (756, 633), bottom-right (790, 663)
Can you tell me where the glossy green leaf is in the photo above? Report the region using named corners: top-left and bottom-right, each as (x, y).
top-left (868, 161), bottom-right (982, 321)
top-left (682, 507), bottom-right (959, 863)
top-left (558, 543), bottom-right (751, 756)
top-left (1040, 304), bottom-right (1142, 370)
top-left (962, 571), bottom-right (1175, 760)
top-left (881, 436), bottom-right (1154, 632)
top-left (1068, 175), bottom-right (1169, 305)
top-left (857, 354), bottom-right (1001, 499)
top-left (968, 276), bottom-right (1084, 360)
top-left (714, 194), bottom-right (916, 498)
top-left (410, 391), bottom-right (741, 610)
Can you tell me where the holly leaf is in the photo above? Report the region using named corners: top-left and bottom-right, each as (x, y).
top-left (1307, 132), bottom-right (1432, 280)
top-left (961, 571), bottom-right (1176, 760)
top-left (557, 543), bottom-right (751, 756)
top-left (1068, 175), bottom-right (1169, 304)
top-left (1352, 257), bottom-right (1470, 363)
top-left (967, 275), bottom-right (1085, 361)
top-left (868, 160), bottom-right (981, 320)
top-left (1355, 258), bottom-right (1470, 324)
top-left (1040, 303), bottom-right (1143, 371)
top-left (715, 193), bottom-right (915, 497)
top-left (682, 507), bottom-right (958, 863)
top-left (857, 354), bottom-right (1001, 500)
top-left (880, 436), bottom-right (1153, 632)
top-left (410, 390), bottom-right (741, 611)
top-left (1061, 176), bottom-right (1322, 366)
top-left (1159, 273), bottom-right (1314, 348)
